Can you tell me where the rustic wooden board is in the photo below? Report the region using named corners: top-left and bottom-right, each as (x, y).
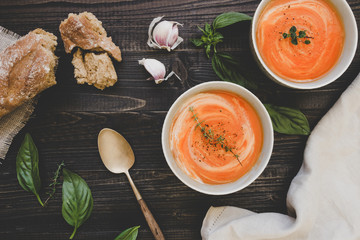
top-left (0, 0), bottom-right (359, 239)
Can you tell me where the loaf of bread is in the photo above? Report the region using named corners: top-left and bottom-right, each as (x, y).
top-left (59, 12), bottom-right (122, 62)
top-left (72, 48), bottom-right (117, 90)
top-left (0, 28), bottom-right (57, 118)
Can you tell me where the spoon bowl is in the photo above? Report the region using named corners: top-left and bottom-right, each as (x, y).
top-left (98, 128), bottom-right (135, 173)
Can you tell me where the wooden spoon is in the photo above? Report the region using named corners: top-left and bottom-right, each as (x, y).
top-left (98, 128), bottom-right (165, 240)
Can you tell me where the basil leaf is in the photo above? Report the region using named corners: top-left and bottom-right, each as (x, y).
top-left (290, 26), bottom-right (297, 33)
top-left (212, 31), bottom-right (224, 41)
top-left (191, 38), bottom-right (204, 47)
top-left (197, 26), bottom-right (206, 35)
top-left (114, 226), bottom-right (140, 240)
top-left (204, 23), bottom-right (212, 34)
top-left (16, 133), bottom-right (44, 206)
top-left (298, 31), bottom-right (306, 38)
top-left (201, 35), bottom-right (208, 43)
top-left (62, 168), bottom-right (93, 239)
top-left (264, 104), bottom-right (310, 135)
top-left (213, 12), bottom-right (252, 30)
top-left (212, 53), bottom-right (257, 90)
top-left (205, 44), bottom-right (211, 58)
top-left (291, 38), bottom-right (298, 45)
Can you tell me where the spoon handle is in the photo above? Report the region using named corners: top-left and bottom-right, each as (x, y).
top-left (138, 198), bottom-right (165, 240)
top-left (125, 171), bottom-right (165, 240)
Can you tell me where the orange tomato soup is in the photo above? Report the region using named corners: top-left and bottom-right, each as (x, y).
top-left (256, 0), bottom-right (345, 82)
top-left (169, 91), bottom-right (263, 185)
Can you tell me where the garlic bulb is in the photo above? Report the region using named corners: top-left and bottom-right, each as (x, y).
top-left (138, 58), bottom-right (180, 84)
top-left (147, 16), bottom-right (183, 51)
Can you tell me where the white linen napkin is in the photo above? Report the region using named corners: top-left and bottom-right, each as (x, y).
top-left (0, 26), bottom-right (35, 160)
top-left (201, 72), bottom-right (360, 240)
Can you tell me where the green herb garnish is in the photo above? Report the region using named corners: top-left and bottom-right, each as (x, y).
top-left (298, 30), bottom-right (306, 38)
top-left (290, 26), bottom-right (297, 34)
top-left (189, 106), bottom-right (242, 165)
top-left (44, 161), bottom-right (65, 206)
top-left (291, 38), bottom-right (298, 45)
top-left (282, 26), bottom-right (312, 45)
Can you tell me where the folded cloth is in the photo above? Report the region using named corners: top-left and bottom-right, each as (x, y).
top-left (0, 26), bottom-right (35, 160)
top-left (201, 72), bottom-right (360, 240)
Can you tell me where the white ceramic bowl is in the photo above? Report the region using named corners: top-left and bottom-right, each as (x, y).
top-left (162, 81), bottom-right (274, 195)
top-left (251, 0), bottom-right (358, 89)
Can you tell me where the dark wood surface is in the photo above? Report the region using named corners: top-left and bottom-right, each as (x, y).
top-left (0, 0), bottom-right (359, 239)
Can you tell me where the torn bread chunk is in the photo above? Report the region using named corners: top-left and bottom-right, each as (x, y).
top-left (0, 28), bottom-right (57, 118)
top-left (72, 48), bottom-right (117, 90)
top-left (59, 12), bottom-right (122, 62)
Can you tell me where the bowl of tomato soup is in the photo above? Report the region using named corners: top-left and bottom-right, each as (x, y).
top-left (252, 0), bottom-right (358, 89)
top-left (162, 82), bottom-right (273, 195)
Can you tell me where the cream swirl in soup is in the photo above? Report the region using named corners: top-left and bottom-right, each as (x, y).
top-left (170, 91), bottom-right (263, 185)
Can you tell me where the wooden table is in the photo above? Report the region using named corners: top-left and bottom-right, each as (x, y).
top-left (0, 0), bottom-right (359, 239)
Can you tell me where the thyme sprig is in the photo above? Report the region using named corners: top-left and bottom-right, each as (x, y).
top-left (189, 106), bottom-right (242, 165)
top-left (44, 161), bottom-right (65, 206)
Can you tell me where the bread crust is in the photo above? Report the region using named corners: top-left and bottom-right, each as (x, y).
top-left (0, 28), bottom-right (57, 118)
top-left (59, 12), bottom-right (122, 62)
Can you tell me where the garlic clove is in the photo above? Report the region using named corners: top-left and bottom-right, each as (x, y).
top-left (138, 58), bottom-right (166, 83)
top-left (138, 58), bottom-right (181, 84)
top-left (153, 21), bottom-right (174, 50)
top-left (166, 23), bottom-right (178, 47)
top-left (147, 16), bottom-right (183, 51)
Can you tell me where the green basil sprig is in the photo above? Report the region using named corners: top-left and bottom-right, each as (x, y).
top-left (192, 23), bottom-right (224, 58)
top-left (62, 168), bottom-right (93, 239)
top-left (16, 133), bottom-right (44, 206)
top-left (264, 104), bottom-right (310, 135)
top-left (191, 12), bottom-right (311, 136)
top-left (114, 226), bottom-right (140, 240)
top-left (191, 12), bottom-right (252, 59)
